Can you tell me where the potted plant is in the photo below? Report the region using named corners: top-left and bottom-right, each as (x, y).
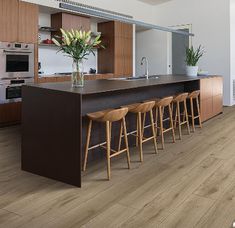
top-left (52, 29), bottom-right (103, 87)
top-left (185, 45), bottom-right (205, 77)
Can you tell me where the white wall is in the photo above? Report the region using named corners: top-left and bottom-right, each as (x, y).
top-left (38, 12), bottom-right (97, 75)
top-left (231, 0), bottom-right (235, 80)
top-left (136, 29), bottom-right (168, 76)
top-left (153, 0), bottom-right (231, 105)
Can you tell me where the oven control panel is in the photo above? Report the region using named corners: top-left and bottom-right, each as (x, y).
top-left (0, 42), bottom-right (33, 50)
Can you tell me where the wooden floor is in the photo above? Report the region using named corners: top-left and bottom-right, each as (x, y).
top-left (1, 107), bottom-right (235, 228)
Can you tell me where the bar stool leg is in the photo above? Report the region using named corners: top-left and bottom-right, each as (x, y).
top-left (118, 122), bottom-right (123, 151)
top-left (122, 117), bottom-right (131, 169)
top-left (155, 107), bottom-right (158, 136)
top-left (177, 101), bottom-right (182, 140)
top-left (159, 106), bottom-right (165, 149)
top-left (136, 116), bottom-right (139, 147)
top-left (150, 109), bottom-right (158, 154)
top-left (106, 121), bottom-right (111, 180)
top-left (142, 113), bottom-right (146, 137)
top-left (190, 97), bottom-right (195, 132)
top-left (196, 96), bottom-right (203, 128)
top-left (137, 112), bottom-right (143, 162)
top-left (174, 103), bottom-right (178, 129)
top-left (169, 104), bottom-right (176, 143)
top-left (83, 119), bottom-right (92, 171)
top-left (184, 100), bottom-right (190, 135)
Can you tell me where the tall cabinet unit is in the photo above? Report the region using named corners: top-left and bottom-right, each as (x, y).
top-left (98, 21), bottom-right (133, 77)
top-left (0, 0), bottom-right (38, 126)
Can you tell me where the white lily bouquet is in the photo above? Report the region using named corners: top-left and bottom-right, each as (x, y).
top-left (52, 29), bottom-right (103, 87)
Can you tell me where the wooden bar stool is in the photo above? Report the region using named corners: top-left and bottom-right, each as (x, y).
top-left (172, 93), bottom-right (190, 140)
top-left (121, 101), bottom-right (158, 162)
top-left (188, 90), bottom-right (202, 132)
top-left (155, 96), bottom-right (175, 149)
top-left (83, 107), bottom-right (130, 180)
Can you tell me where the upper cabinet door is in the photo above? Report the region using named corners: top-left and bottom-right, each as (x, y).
top-left (18, 1), bottom-right (38, 43)
top-left (0, 0), bottom-right (18, 42)
top-left (51, 13), bottom-right (91, 37)
top-left (62, 13), bottom-right (90, 31)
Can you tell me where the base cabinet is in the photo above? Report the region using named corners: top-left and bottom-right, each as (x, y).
top-left (0, 103), bottom-right (22, 126)
top-left (200, 76), bottom-right (223, 122)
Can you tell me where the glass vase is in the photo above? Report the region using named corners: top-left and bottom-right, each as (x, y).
top-left (72, 59), bottom-right (84, 88)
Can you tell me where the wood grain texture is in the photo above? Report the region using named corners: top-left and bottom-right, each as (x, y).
top-left (98, 21), bottom-right (133, 77)
top-left (0, 0), bottom-right (18, 42)
top-left (51, 12), bottom-right (90, 38)
top-left (0, 102), bottom-right (21, 126)
top-left (200, 76), bottom-right (223, 122)
top-left (18, 1), bottom-right (38, 43)
top-left (1, 106), bottom-right (235, 227)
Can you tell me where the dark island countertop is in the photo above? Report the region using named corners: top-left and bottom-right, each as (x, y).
top-left (27, 75), bottom-right (218, 95)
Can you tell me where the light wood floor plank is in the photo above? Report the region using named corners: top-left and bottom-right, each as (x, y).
top-left (0, 107), bottom-right (235, 228)
top-left (196, 182), bottom-right (235, 228)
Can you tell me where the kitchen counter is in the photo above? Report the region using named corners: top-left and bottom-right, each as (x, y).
top-left (33, 75), bottom-right (211, 94)
top-left (21, 74), bottom-right (223, 187)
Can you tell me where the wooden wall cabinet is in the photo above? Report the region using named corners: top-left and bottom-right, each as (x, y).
top-left (200, 76), bottom-right (223, 122)
top-left (0, 0), bottom-right (38, 43)
top-left (98, 21), bottom-right (133, 77)
top-left (51, 12), bottom-right (91, 37)
top-left (0, 0), bottom-right (19, 42)
top-left (18, 1), bottom-right (38, 43)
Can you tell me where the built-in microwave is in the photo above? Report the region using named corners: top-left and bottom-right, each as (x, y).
top-left (0, 42), bottom-right (34, 79)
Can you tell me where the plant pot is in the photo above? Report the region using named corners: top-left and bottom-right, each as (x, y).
top-left (72, 60), bottom-right (84, 88)
top-left (186, 66), bottom-right (199, 77)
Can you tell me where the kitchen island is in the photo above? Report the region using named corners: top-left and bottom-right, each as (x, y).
top-left (22, 75), bottom-right (223, 187)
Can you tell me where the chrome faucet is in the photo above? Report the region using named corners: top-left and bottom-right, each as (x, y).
top-left (141, 57), bottom-right (149, 79)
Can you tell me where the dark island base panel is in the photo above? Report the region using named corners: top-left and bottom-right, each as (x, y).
top-left (22, 79), bottom-right (200, 187)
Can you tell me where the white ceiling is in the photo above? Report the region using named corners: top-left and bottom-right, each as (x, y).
top-left (137, 0), bottom-right (172, 5)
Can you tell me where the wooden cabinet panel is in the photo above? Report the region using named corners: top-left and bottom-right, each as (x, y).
top-left (213, 94), bottom-right (223, 115)
top-left (213, 77), bottom-right (223, 96)
top-left (0, 0), bottom-right (18, 42)
top-left (114, 37), bottom-right (125, 76)
top-left (200, 78), bottom-right (213, 100)
top-left (97, 22), bottom-right (115, 74)
top-left (123, 37), bottom-right (133, 76)
top-left (200, 76), bottom-right (223, 122)
top-left (98, 21), bottom-right (133, 77)
top-left (18, 1), bottom-right (38, 43)
top-left (51, 13), bottom-right (90, 38)
top-left (0, 102), bottom-right (21, 125)
top-left (201, 98), bottom-right (213, 122)
top-left (115, 22), bottom-right (133, 38)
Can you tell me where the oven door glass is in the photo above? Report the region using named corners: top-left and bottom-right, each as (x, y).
top-left (6, 86), bottom-right (22, 99)
top-left (6, 55), bottom-right (29, 72)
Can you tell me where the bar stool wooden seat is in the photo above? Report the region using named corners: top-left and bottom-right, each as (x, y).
top-left (121, 101), bottom-right (158, 162)
top-left (155, 96), bottom-right (175, 149)
top-left (172, 93), bottom-right (190, 139)
top-left (188, 90), bottom-right (202, 132)
top-left (83, 107), bottom-right (130, 180)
